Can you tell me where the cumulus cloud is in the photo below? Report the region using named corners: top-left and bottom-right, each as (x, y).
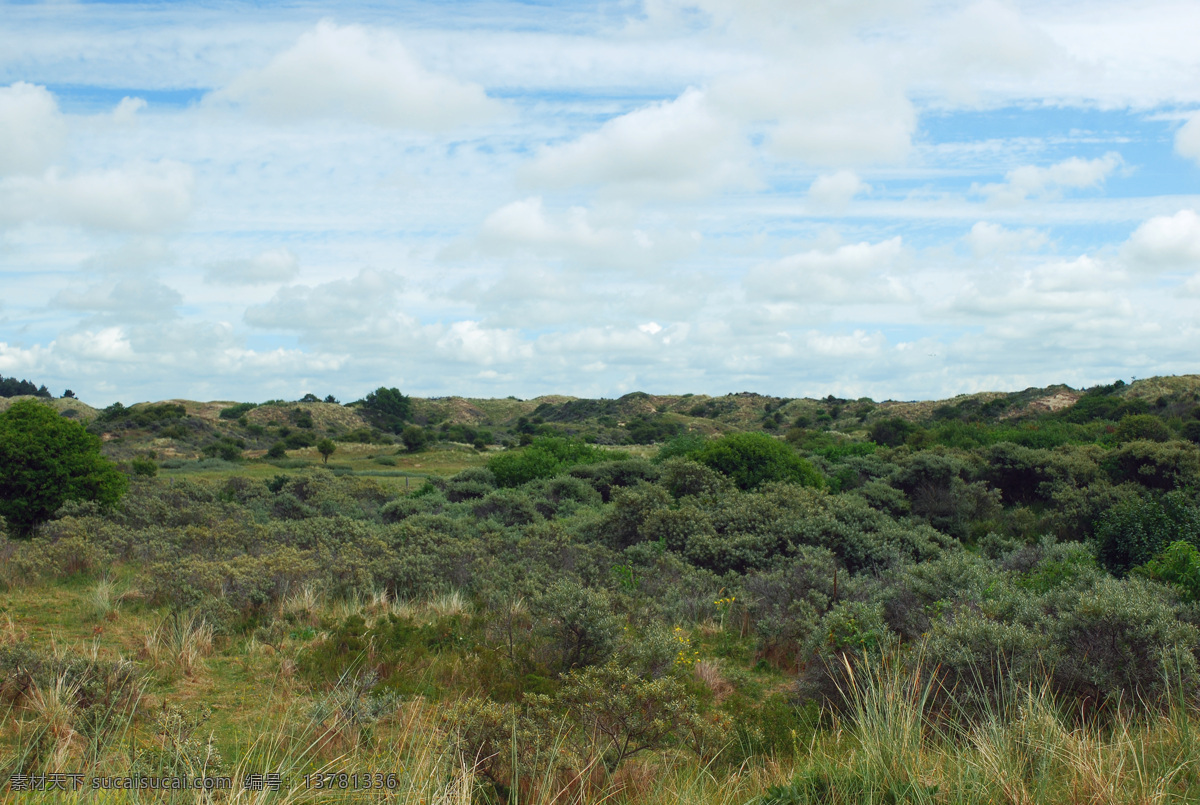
top-left (244, 269), bottom-right (405, 333)
top-left (930, 0), bottom-right (1058, 103)
top-left (475, 197), bottom-right (698, 267)
top-left (0, 82), bottom-right (67, 176)
top-left (710, 58), bottom-right (916, 166)
top-left (1175, 115), bottom-right (1200, 166)
top-left (807, 170), bottom-right (869, 210)
top-left (111, 97), bottom-right (147, 125)
top-left (212, 20), bottom-right (501, 130)
top-left (964, 221), bottom-right (1048, 257)
top-left (1121, 209), bottom-right (1200, 270)
top-left (205, 248), bottom-right (300, 285)
top-left (0, 160), bottom-right (193, 232)
top-left (973, 152), bottom-right (1123, 204)
top-left (744, 237), bottom-right (908, 304)
top-left (525, 88), bottom-right (751, 198)
top-left (52, 279), bottom-right (182, 322)
top-left (951, 255), bottom-right (1127, 317)
top-left (435, 320), bottom-right (532, 365)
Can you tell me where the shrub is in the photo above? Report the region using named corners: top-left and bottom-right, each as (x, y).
top-left (1138, 540), bottom-right (1200, 602)
top-left (130, 455), bottom-right (158, 477)
top-left (533, 580), bottom-right (623, 672)
top-left (1114, 414), bottom-right (1171, 443)
top-left (218, 402), bottom-right (257, 420)
top-left (1103, 439), bottom-right (1200, 491)
top-left (1048, 576), bottom-right (1200, 704)
top-left (688, 432), bottom-right (825, 491)
top-left (1094, 492), bottom-right (1200, 575)
top-left (400, 425), bottom-right (428, 452)
top-left (0, 399), bottom-right (127, 536)
top-left (266, 442), bottom-right (287, 459)
top-left (488, 437), bottom-right (627, 488)
top-left (868, 417), bottom-right (916, 447)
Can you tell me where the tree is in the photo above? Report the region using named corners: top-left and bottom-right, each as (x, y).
top-left (0, 399), bottom-right (127, 536)
top-left (400, 425), bottom-right (428, 453)
top-left (317, 438), bottom-right (336, 464)
top-left (362, 387), bottom-right (411, 434)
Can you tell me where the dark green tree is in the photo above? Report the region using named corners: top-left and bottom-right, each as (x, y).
top-left (362, 387), bottom-right (412, 434)
top-left (317, 438), bottom-right (336, 464)
top-left (401, 425), bottom-right (428, 453)
top-left (0, 399), bottom-right (127, 536)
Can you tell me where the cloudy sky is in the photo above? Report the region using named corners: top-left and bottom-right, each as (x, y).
top-left (1, 0), bottom-right (1199, 406)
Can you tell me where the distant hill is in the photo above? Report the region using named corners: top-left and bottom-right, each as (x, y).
top-left (5, 374), bottom-right (1195, 463)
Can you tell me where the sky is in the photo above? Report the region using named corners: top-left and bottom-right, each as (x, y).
top-left (1, 0), bottom-right (1199, 406)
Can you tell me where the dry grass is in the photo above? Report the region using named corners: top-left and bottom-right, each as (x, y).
top-left (142, 611), bottom-right (214, 677)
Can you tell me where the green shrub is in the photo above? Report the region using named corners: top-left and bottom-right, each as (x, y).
top-left (689, 432), bottom-right (825, 491)
top-left (1114, 414), bottom-right (1171, 443)
top-left (1095, 492), bottom-right (1200, 575)
top-left (130, 455), bottom-right (158, 477)
top-left (1103, 439), bottom-right (1200, 491)
top-left (533, 580), bottom-right (622, 672)
top-left (1137, 540), bottom-right (1200, 602)
top-left (1048, 576), bottom-right (1200, 704)
top-left (218, 402), bottom-right (257, 420)
top-left (487, 437), bottom-right (627, 488)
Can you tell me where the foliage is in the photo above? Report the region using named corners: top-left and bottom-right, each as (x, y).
top-left (401, 424), bottom-right (429, 452)
top-left (1094, 492), bottom-right (1200, 575)
top-left (488, 437), bottom-right (627, 488)
top-left (0, 374), bottom-right (53, 398)
top-left (0, 399), bottom-right (127, 536)
top-left (688, 432), bottom-right (825, 491)
top-left (217, 402), bottom-right (258, 420)
top-left (362, 387), bottom-right (412, 433)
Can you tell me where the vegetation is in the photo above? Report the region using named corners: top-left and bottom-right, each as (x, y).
top-left (3, 374), bottom-right (1200, 803)
top-left (0, 375), bottom-right (52, 398)
top-left (0, 399), bottom-right (126, 536)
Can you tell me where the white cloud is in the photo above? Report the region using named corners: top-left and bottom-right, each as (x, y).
top-left (244, 269), bottom-right (406, 333)
top-left (805, 329), bottom-right (887, 359)
top-left (57, 327), bottom-right (136, 362)
top-left (1175, 113), bottom-right (1200, 167)
top-left (205, 248), bottom-right (300, 284)
top-left (111, 97), bottom-right (147, 125)
top-left (435, 320), bottom-right (532, 365)
top-left (973, 152), bottom-right (1123, 204)
top-left (807, 171), bottom-right (869, 210)
top-left (474, 197), bottom-right (698, 268)
top-left (0, 82), bottom-right (67, 176)
top-left (1122, 209), bottom-right (1200, 270)
top-left (744, 237), bottom-right (908, 304)
top-left (212, 20), bottom-right (501, 130)
top-left (52, 279), bottom-right (182, 322)
top-left (0, 161), bottom-right (193, 232)
top-left (951, 255), bottom-right (1127, 316)
top-left (963, 221), bottom-right (1048, 257)
top-left (525, 88), bottom-right (751, 198)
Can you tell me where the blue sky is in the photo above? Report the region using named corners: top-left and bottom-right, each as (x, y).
top-left (1, 0), bottom-right (1199, 406)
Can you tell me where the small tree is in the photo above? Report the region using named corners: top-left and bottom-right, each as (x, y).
top-left (317, 438), bottom-right (336, 464)
top-left (0, 399), bottom-right (127, 536)
top-left (401, 425), bottom-right (428, 453)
